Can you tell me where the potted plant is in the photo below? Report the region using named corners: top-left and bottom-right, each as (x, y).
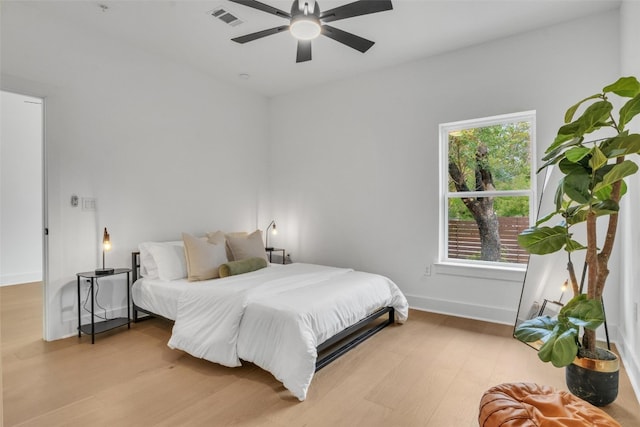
top-left (514, 76), bottom-right (640, 406)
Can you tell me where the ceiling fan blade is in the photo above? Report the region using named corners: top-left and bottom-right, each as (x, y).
top-left (228, 0), bottom-right (291, 19)
top-left (321, 25), bottom-right (374, 53)
top-left (232, 25), bottom-right (289, 44)
top-left (319, 0), bottom-right (392, 23)
top-left (296, 40), bottom-right (312, 63)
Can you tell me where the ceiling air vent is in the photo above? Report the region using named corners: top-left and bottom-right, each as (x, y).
top-left (208, 7), bottom-right (244, 27)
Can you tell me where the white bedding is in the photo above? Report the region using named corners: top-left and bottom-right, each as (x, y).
top-left (132, 263), bottom-right (409, 401)
top-left (131, 276), bottom-right (185, 320)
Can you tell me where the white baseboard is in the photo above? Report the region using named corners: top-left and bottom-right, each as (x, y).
top-left (1, 271), bottom-right (42, 286)
top-left (405, 294), bottom-right (516, 325)
top-left (615, 331), bottom-right (640, 406)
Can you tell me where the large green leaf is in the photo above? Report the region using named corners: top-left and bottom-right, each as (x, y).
top-left (548, 328), bottom-right (580, 368)
top-left (565, 239), bottom-right (587, 252)
top-left (575, 101), bottom-right (613, 136)
top-left (554, 178), bottom-right (565, 211)
top-left (535, 211), bottom-right (559, 227)
top-left (514, 316), bottom-right (557, 342)
top-left (542, 137), bottom-right (583, 161)
top-left (565, 146), bottom-right (590, 163)
top-left (567, 208), bottom-right (588, 225)
top-left (603, 76), bottom-right (640, 97)
top-left (589, 146), bottom-right (608, 171)
top-left (594, 180), bottom-right (629, 202)
top-left (518, 226), bottom-right (567, 254)
top-left (600, 133), bottom-right (640, 158)
top-left (564, 169), bottom-right (592, 203)
top-left (537, 332), bottom-right (557, 363)
top-left (558, 157), bottom-right (589, 175)
top-left (591, 183), bottom-right (627, 205)
top-left (537, 155), bottom-right (564, 173)
top-left (619, 94), bottom-right (640, 130)
top-left (549, 124), bottom-right (581, 151)
top-left (592, 200), bottom-right (620, 216)
top-left (564, 94), bottom-right (601, 123)
top-left (561, 295), bottom-right (604, 330)
top-left (593, 160), bottom-right (638, 193)
top-left (536, 323), bottom-right (579, 367)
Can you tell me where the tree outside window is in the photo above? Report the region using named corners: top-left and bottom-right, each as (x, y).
top-left (440, 111), bottom-right (536, 266)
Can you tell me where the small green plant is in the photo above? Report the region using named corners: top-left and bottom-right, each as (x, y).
top-left (515, 76), bottom-right (640, 367)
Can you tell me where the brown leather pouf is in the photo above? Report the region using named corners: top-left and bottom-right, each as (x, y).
top-left (478, 382), bottom-right (621, 427)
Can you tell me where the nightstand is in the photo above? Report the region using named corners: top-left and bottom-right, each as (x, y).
top-left (76, 268), bottom-right (131, 344)
top-left (265, 248), bottom-right (286, 264)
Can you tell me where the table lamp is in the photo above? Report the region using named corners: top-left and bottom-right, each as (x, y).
top-left (95, 227), bottom-right (114, 275)
top-left (265, 220), bottom-right (277, 250)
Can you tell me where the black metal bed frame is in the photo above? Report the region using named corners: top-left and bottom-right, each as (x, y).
top-left (130, 251), bottom-right (395, 371)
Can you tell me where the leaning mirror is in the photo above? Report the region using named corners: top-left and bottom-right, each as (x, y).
top-left (513, 165), bottom-right (588, 349)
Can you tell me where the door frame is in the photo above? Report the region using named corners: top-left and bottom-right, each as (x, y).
top-left (0, 89), bottom-right (48, 340)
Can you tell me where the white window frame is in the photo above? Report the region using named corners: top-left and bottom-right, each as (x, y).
top-left (438, 110), bottom-right (536, 271)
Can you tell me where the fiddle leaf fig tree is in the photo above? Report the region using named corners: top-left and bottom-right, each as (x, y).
top-left (515, 76), bottom-right (640, 367)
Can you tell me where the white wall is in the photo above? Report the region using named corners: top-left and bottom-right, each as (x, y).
top-left (0, 90), bottom-right (43, 286)
top-left (1, 2), bottom-right (634, 386)
top-left (618, 0), bottom-right (640, 403)
top-left (268, 11), bottom-right (621, 326)
top-left (1, 3), bottom-right (269, 340)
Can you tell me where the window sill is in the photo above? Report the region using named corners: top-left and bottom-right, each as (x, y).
top-left (433, 262), bottom-right (526, 282)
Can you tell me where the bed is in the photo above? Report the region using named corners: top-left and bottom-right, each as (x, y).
top-left (130, 236), bottom-right (409, 401)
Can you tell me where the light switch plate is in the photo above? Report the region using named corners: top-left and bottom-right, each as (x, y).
top-left (82, 197), bottom-right (96, 211)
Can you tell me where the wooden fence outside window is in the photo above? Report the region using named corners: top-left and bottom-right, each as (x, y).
top-left (448, 217), bottom-right (530, 264)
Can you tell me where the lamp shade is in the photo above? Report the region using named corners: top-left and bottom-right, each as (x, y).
top-left (102, 227), bottom-right (111, 251)
top-left (95, 227), bottom-right (114, 275)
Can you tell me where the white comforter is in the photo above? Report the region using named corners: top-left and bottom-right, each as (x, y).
top-left (166, 263), bottom-right (409, 400)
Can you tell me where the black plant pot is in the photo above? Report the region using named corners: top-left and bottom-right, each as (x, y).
top-left (566, 348), bottom-right (619, 407)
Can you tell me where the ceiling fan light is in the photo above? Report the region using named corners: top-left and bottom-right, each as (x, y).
top-left (290, 16), bottom-right (321, 40)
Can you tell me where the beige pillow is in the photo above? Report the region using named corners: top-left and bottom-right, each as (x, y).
top-left (182, 233), bottom-right (228, 281)
top-left (206, 230), bottom-right (226, 245)
top-left (223, 231), bottom-right (248, 260)
top-left (226, 230), bottom-right (268, 262)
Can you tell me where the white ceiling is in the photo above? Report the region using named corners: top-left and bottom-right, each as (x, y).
top-left (16, 0), bottom-right (620, 97)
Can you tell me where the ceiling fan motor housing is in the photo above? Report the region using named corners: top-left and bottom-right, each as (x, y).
top-left (290, 1), bottom-right (321, 40)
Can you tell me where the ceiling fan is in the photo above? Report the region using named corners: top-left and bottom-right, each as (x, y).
top-left (229, 0), bottom-right (393, 63)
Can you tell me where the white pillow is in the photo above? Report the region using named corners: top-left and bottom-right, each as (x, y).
top-left (141, 241), bottom-right (188, 281)
top-left (226, 230), bottom-right (268, 262)
top-left (182, 232), bottom-right (227, 281)
top-left (139, 241), bottom-right (182, 278)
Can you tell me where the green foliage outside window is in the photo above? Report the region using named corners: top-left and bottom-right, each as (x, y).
top-left (448, 122), bottom-right (531, 220)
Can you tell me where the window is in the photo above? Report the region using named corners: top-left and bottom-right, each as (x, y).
top-left (439, 111), bottom-right (536, 268)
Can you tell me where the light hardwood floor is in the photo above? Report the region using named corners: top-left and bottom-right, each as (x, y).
top-left (2, 282), bottom-right (639, 426)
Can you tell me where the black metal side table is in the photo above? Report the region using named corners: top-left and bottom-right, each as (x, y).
top-left (265, 248), bottom-right (285, 264)
top-left (76, 268), bottom-right (131, 344)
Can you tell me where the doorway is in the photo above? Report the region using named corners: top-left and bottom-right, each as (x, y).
top-left (0, 90), bottom-right (45, 338)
